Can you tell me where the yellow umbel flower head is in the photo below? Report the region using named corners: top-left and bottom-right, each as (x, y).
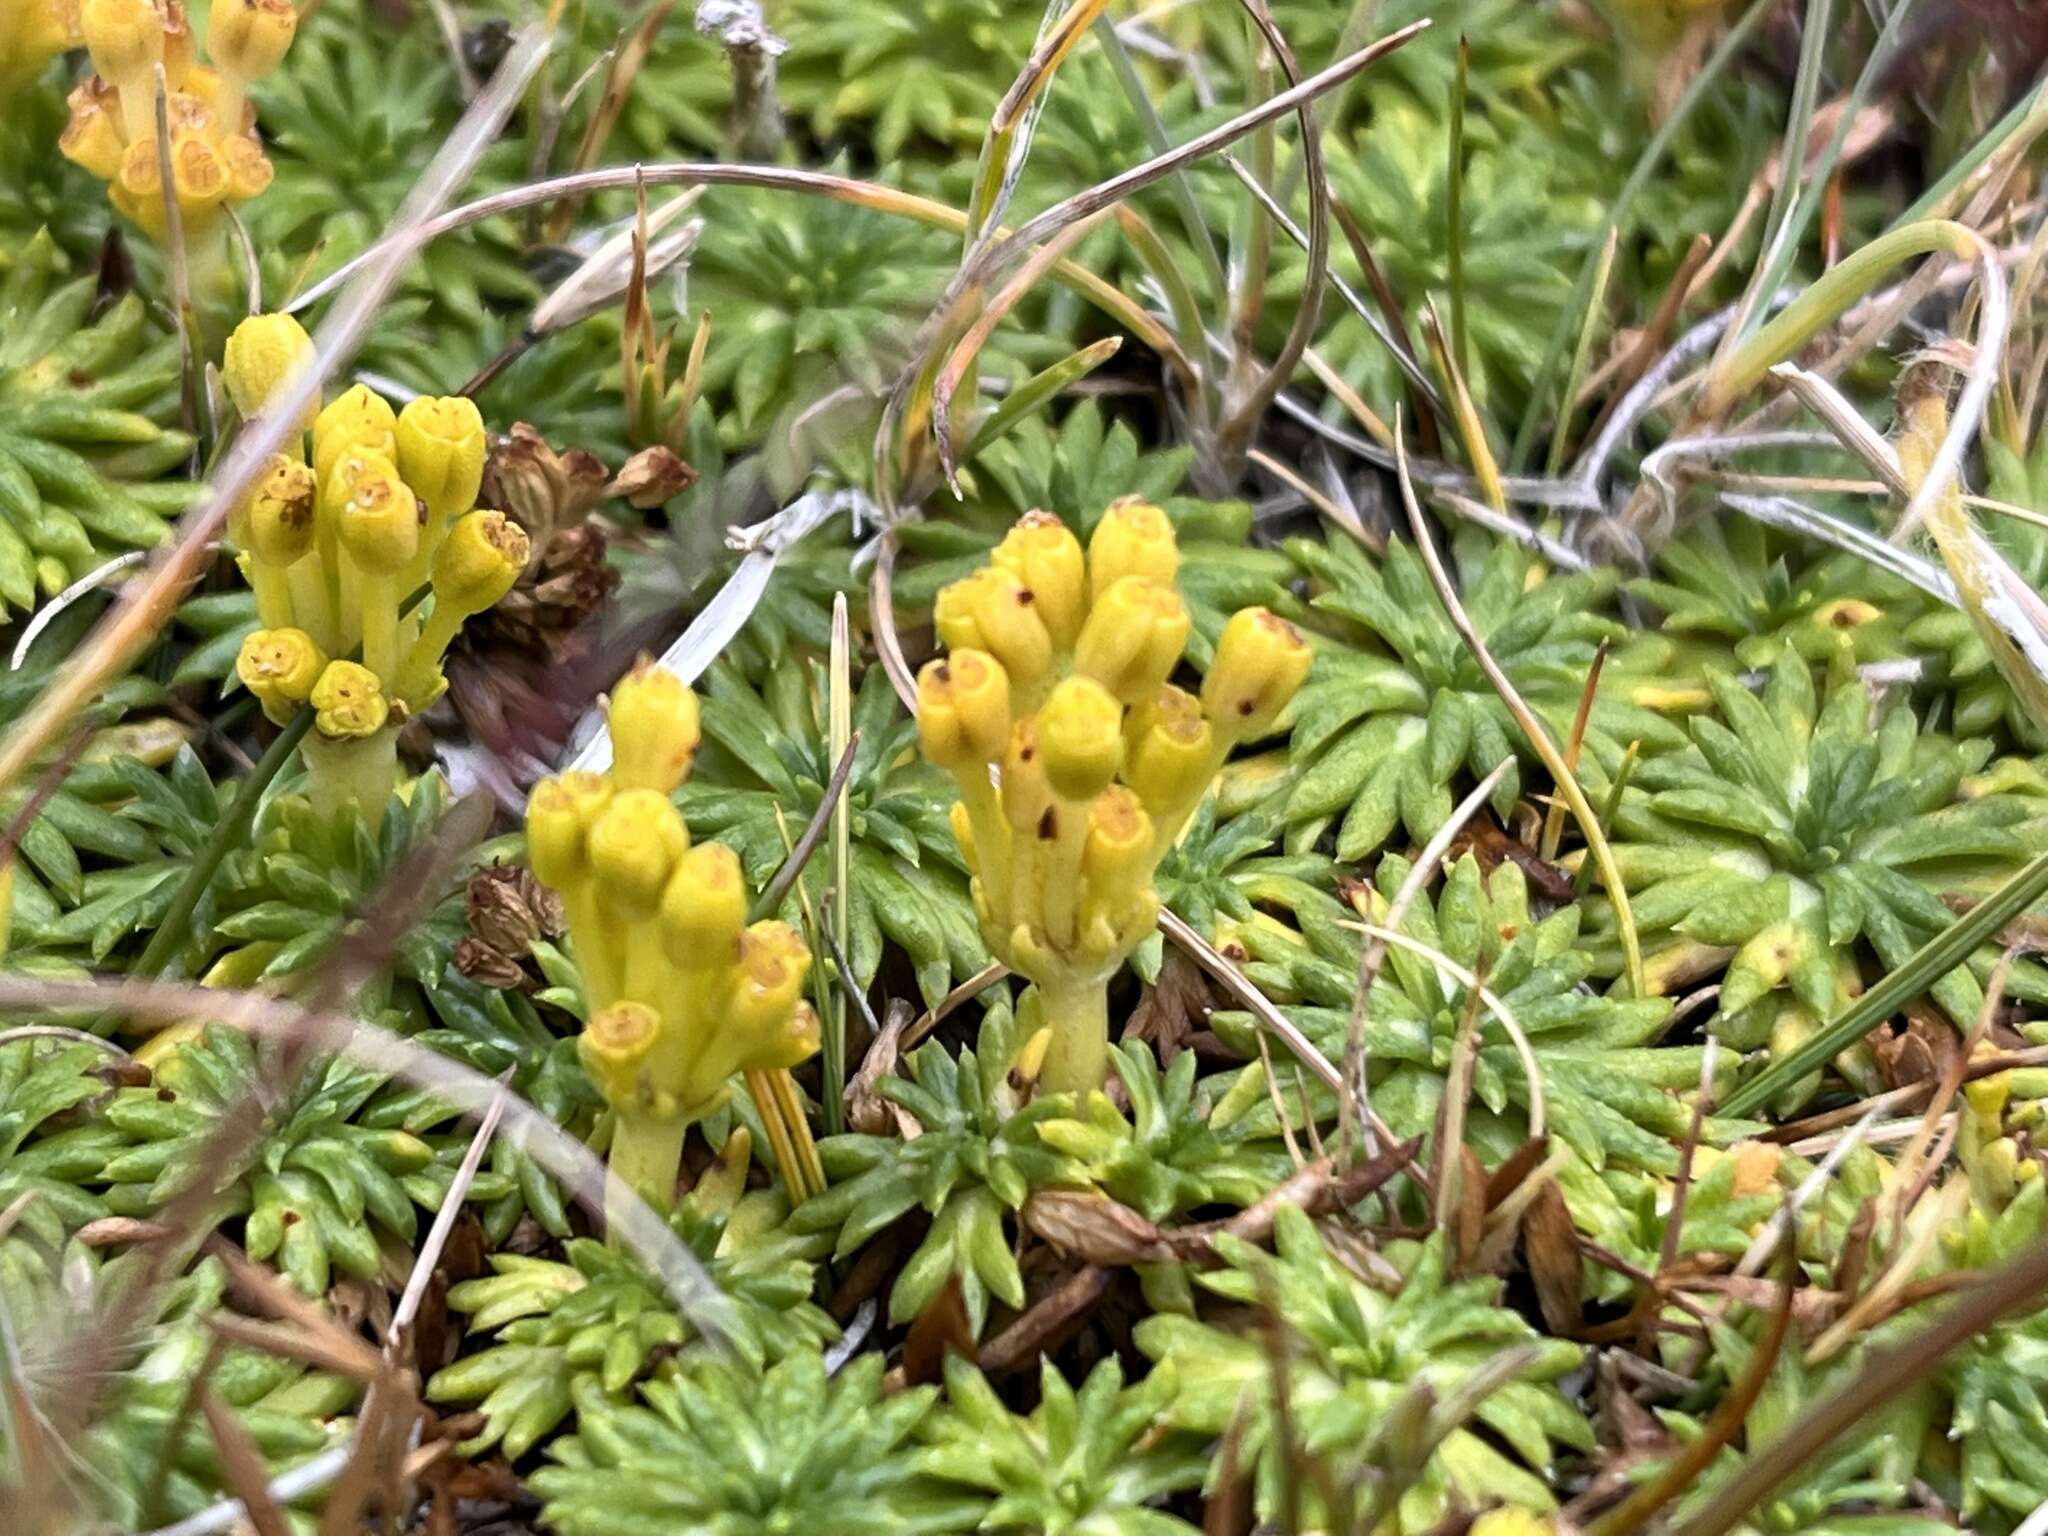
top-left (61, 0), bottom-right (294, 246)
top-left (920, 502), bottom-right (1311, 1092)
top-left (522, 662), bottom-right (823, 1219)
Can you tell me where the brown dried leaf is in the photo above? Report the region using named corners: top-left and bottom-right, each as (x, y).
top-left (1525, 1176), bottom-right (1584, 1336)
top-left (901, 1274), bottom-right (974, 1387)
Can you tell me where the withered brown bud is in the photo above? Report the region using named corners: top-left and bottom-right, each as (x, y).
top-left (465, 864), bottom-right (564, 957)
top-left (606, 445), bottom-right (695, 510)
top-left (479, 422), bottom-right (610, 561)
top-left (453, 935), bottom-right (532, 991)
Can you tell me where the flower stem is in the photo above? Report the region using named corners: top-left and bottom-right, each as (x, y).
top-left (607, 1109), bottom-right (690, 1235)
top-left (1037, 976), bottom-right (1110, 1096)
top-left (302, 728), bottom-right (399, 828)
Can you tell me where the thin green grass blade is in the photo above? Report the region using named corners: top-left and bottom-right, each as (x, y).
top-left (1723, 849), bottom-right (2048, 1117)
top-left (1508, 0), bottom-right (1775, 469)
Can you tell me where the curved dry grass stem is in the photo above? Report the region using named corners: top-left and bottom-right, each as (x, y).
top-left (0, 974), bottom-right (739, 1346)
top-left (286, 163), bottom-right (1185, 378)
top-left (1394, 423), bottom-right (1645, 994)
top-left (1348, 921), bottom-right (1545, 1140)
top-left (1338, 759), bottom-right (1512, 1166)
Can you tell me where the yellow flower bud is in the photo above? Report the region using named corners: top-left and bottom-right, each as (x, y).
top-left (933, 570), bottom-right (989, 653)
top-left (1081, 785), bottom-right (1153, 900)
top-left (235, 626), bottom-right (325, 704)
top-left (394, 395), bottom-right (486, 520)
top-left (59, 80), bottom-right (126, 179)
top-left (526, 771), bottom-right (611, 888)
top-left (431, 510), bottom-right (528, 616)
top-left (308, 659), bottom-right (388, 739)
top-left (580, 1000), bottom-right (663, 1115)
top-left (207, 0), bottom-right (295, 80)
top-left (1087, 496), bottom-right (1177, 600)
top-left (1074, 576), bottom-right (1188, 704)
top-left (587, 788), bottom-right (689, 923)
top-left (0, 0), bottom-right (76, 88)
top-left (917, 649), bottom-right (1010, 773)
top-left (1037, 675), bottom-right (1124, 802)
top-left (312, 384), bottom-right (397, 490)
top-left (660, 842), bottom-right (748, 970)
top-left (334, 454), bottom-right (420, 576)
top-left (967, 567), bottom-right (1053, 698)
top-left (1201, 606), bottom-right (1311, 739)
top-left (727, 921), bottom-right (813, 1044)
top-left (223, 312), bottom-right (315, 429)
top-left (1124, 684), bottom-right (1215, 820)
top-left (81, 0), bottom-right (167, 81)
top-left (991, 511), bottom-right (1086, 649)
top-left (218, 132), bottom-right (272, 200)
top-left (243, 454), bottom-right (316, 565)
top-left (607, 661), bottom-right (702, 795)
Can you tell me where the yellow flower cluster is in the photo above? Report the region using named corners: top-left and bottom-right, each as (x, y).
top-left (919, 502), bottom-right (1311, 1092)
top-left (58, 0), bottom-right (295, 243)
top-left (525, 662), bottom-right (822, 1212)
top-left (222, 315), bottom-right (527, 770)
top-left (0, 0), bottom-right (78, 92)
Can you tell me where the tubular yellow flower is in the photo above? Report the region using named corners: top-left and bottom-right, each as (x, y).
top-left (1124, 684), bottom-right (1215, 823)
top-left (1080, 785), bottom-right (1153, 908)
top-left (59, 79), bottom-right (126, 179)
top-left (244, 455), bottom-right (317, 563)
top-left (607, 660), bottom-right (702, 795)
top-left (1037, 675), bottom-right (1123, 803)
top-left (967, 567), bottom-right (1054, 699)
top-left (218, 131), bottom-right (272, 199)
top-left (525, 772), bottom-right (611, 889)
top-left (659, 842), bottom-right (747, 971)
top-left (727, 921), bottom-right (812, 1046)
top-left (1074, 576), bottom-right (1187, 703)
top-left (1086, 496), bottom-right (1177, 599)
top-left (1200, 606), bottom-right (1312, 739)
top-left (312, 384), bottom-right (398, 490)
top-left (580, 1000), bottom-right (664, 1115)
top-left (333, 455), bottom-right (420, 575)
top-left (235, 626), bottom-right (324, 699)
top-left (991, 511), bottom-right (1086, 648)
top-left (394, 394), bottom-right (486, 528)
top-left (932, 570), bottom-right (990, 652)
top-left (80, 0), bottom-right (167, 88)
top-left (430, 509), bottom-right (528, 617)
top-left (917, 649), bottom-right (1010, 773)
top-left (587, 788), bottom-right (690, 926)
top-left (207, 0), bottom-right (295, 80)
top-left (308, 659), bottom-right (388, 739)
top-left (222, 312), bottom-right (316, 431)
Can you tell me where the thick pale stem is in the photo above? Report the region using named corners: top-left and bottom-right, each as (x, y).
top-left (1037, 976), bottom-right (1111, 1096)
top-left (400, 602), bottom-right (466, 700)
top-left (361, 572), bottom-right (400, 685)
top-left (606, 1109), bottom-right (690, 1235)
top-left (286, 557), bottom-right (337, 653)
top-left (249, 561), bottom-right (294, 630)
top-left (301, 727), bottom-right (398, 828)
